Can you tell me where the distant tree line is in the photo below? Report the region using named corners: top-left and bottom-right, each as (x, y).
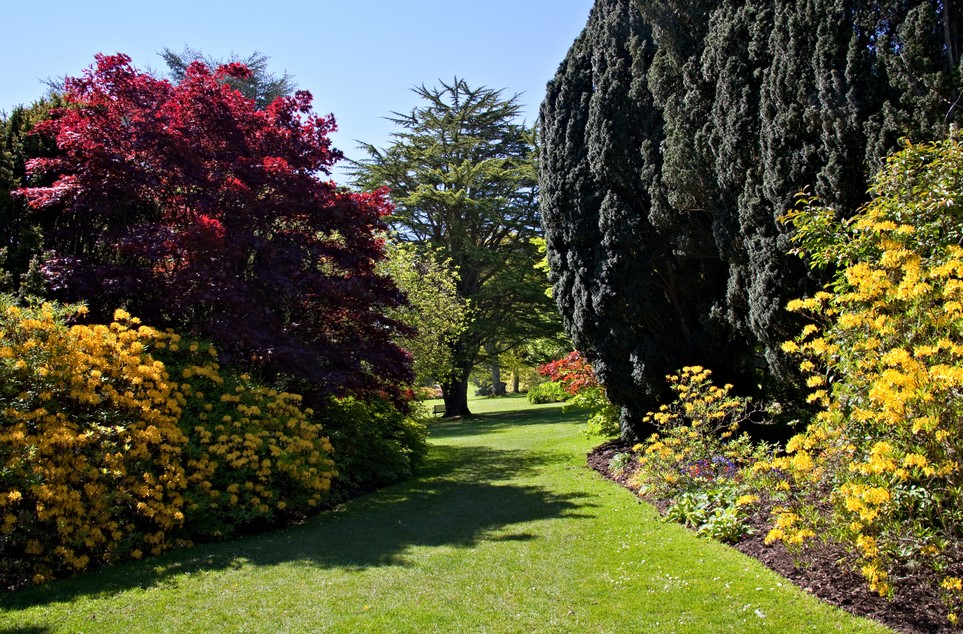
top-left (540, 0), bottom-right (963, 438)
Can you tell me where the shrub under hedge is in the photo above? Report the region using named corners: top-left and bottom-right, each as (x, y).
top-left (321, 396), bottom-right (428, 495)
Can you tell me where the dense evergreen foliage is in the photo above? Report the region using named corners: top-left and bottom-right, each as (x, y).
top-left (0, 98), bottom-right (61, 293)
top-left (541, 0), bottom-right (963, 437)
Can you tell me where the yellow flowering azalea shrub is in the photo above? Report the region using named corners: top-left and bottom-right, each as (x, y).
top-left (160, 345), bottom-right (337, 538)
top-left (778, 136), bottom-right (963, 616)
top-left (628, 367), bottom-right (771, 542)
top-left (0, 297), bottom-right (337, 586)
top-left (0, 299), bottom-right (188, 585)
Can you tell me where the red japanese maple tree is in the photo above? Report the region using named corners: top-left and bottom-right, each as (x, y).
top-left (538, 351), bottom-right (598, 395)
top-left (20, 54), bottom-right (411, 398)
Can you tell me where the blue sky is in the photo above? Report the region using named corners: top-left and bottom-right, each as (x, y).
top-left (1, 1), bottom-right (595, 183)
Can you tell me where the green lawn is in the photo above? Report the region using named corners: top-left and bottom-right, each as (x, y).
top-left (0, 394), bottom-right (890, 633)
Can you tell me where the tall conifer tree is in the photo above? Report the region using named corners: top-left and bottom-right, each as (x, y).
top-left (0, 97), bottom-right (62, 292)
top-left (542, 0), bottom-right (963, 437)
top-left (353, 79), bottom-right (554, 416)
top-left (160, 47), bottom-right (296, 110)
top-left (542, 0), bottom-right (743, 435)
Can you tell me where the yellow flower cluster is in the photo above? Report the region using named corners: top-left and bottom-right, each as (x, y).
top-left (764, 508), bottom-right (815, 547)
top-left (1, 302), bottom-right (188, 583)
top-left (861, 562), bottom-right (890, 597)
top-left (171, 355), bottom-right (336, 537)
top-left (0, 299), bottom-right (336, 585)
top-left (776, 137), bottom-right (963, 618)
top-left (630, 367), bottom-right (757, 500)
top-left (641, 366), bottom-right (749, 438)
top-left (944, 577), bottom-right (963, 625)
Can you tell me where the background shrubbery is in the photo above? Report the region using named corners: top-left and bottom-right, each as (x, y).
top-left (526, 380), bottom-right (568, 404)
top-left (536, 351), bottom-right (620, 437)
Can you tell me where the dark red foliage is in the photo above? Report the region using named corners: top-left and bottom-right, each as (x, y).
top-left (18, 54), bottom-right (412, 398)
top-left (538, 351), bottom-right (598, 395)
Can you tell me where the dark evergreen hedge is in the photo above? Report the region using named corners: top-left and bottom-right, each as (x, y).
top-left (540, 0), bottom-right (963, 437)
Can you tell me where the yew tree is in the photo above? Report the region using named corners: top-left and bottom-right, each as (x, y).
top-left (541, 0), bottom-right (963, 438)
top-left (18, 54), bottom-right (411, 399)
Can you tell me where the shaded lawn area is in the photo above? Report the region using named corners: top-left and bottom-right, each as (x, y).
top-left (0, 395), bottom-right (889, 633)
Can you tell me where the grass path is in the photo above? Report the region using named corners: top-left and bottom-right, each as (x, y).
top-left (0, 395), bottom-right (890, 633)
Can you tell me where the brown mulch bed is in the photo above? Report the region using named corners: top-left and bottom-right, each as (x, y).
top-left (588, 439), bottom-right (955, 633)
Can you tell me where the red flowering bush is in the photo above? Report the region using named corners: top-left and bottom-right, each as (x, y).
top-left (538, 352), bottom-right (619, 436)
top-left (538, 351), bottom-right (598, 395)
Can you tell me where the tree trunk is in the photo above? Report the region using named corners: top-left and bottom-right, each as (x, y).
top-left (441, 367), bottom-right (472, 417)
top-left (487, 341), bottom-right (506, 396)
top-left (944, 3), bottom-right (958, 72)
top-left (511, 371), bottom-right (520, 393)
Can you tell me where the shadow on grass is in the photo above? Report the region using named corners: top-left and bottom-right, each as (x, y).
top-left (0, 442), bottom-right (596, 611)
top-left (427, 404), bottom-right (588, 439)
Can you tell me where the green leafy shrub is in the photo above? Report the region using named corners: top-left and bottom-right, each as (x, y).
top-left (663, 488), bottom-right (755, 543)
top-left (608, 451), bottom-right (635, 475)
top-left (537, 352), bottom-right (621, 437)
top-left (565, 386), bottom-right (621, 437)
top-left (527, 380), bottom-right (568, 404)
top-left (320, 396), bottom-right (429, 495)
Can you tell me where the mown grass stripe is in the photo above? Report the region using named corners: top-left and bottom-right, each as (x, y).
top-left (0, 395), bottom-right (889, 633)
